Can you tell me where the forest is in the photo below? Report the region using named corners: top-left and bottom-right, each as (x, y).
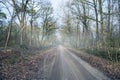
top-left (0, 0), bottom-right (119, 62)
top-left (0, 0), bottom-right (58, 49)
top-left (60, 0), bottom-right (120, 62)
top-left (0, 0), bottom-right (120, 80)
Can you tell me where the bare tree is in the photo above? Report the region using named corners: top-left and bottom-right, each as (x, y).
top-left (11, 0), bottom-right (30, 45)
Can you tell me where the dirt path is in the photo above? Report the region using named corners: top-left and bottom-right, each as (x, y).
top-left (1, 46), bottom-right (111, 80)
top-left (49, 46), bottom-right (110, 80)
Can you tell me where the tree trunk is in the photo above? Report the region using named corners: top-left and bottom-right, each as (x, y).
top-left (5, 17), bottom-right (13, 48)
top-left (30, 20), bottom-right (33, 46)
top-left (99, 0), bottom-right (105, 49)
top-left (118, 0), bottom-right (120, 48)
top-left (93, 0), bottom-right (99, 49)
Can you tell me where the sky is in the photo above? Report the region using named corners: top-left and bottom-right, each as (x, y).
top-left (50, 0), bottom-right (70, 38)
top-left (50, 0), bottom-right (70, 22)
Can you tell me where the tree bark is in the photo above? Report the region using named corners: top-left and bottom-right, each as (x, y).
top-left (118, 0), bottom-right (120, 48)
top-left (93, 0), bottom-right (99, 49)
top-left (99, 0), bottom-right (105, 49)
top-left (5, 16), bottom-right (13, 48)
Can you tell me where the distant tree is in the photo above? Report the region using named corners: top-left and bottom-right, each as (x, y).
top-left (28, 0), bottom-right (41, 46)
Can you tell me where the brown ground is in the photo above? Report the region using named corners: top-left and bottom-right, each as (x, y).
top-left (0, 48), bottom-right (56, 80)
